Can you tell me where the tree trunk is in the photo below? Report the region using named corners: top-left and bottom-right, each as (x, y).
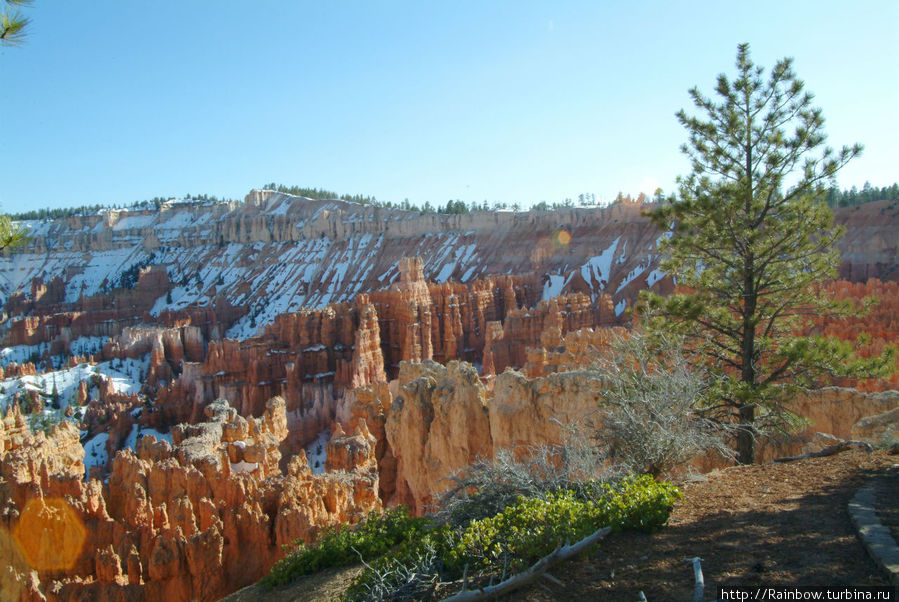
top-left (739, 239), bottom-right (757, 465)
top-left (736, 404), bottom-right (755, 464)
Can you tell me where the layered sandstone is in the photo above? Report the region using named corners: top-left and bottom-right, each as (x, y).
top-left (0, 397), bottom-right (380, 601)
top-left (385, 361), bottom-right (492, 510)
top-left (382, 361), bottom-right (608, 510)
top-left (381, 359), bottom-right (899, 513)
top-left (756, 387), bottom-right (899, 461)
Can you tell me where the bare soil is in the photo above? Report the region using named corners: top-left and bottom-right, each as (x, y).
top-left (222, 565), bottom-right (363, 602)
top-left (512, 450), bottom-right (898, 601)
top-left (222, 450), bottom-right (899, 601)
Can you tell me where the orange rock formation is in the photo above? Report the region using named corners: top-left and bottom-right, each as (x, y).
top-left (0, 397), bottom-right (380, 601)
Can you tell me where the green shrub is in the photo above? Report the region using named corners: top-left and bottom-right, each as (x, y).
top-left (262, 506), bottom-right (428, 589)
top-left (446, 475), bottom-right (681, 572)
top-left (344, 475), bottom-right (681, 599)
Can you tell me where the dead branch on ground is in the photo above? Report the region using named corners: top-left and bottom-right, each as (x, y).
top-left (773, 438), bottom-right (872, 463)
top-left (442, 526), bottom-right (612, 601)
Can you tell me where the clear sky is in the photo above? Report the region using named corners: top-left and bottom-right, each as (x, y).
top-left (1, 1), bottom-right (897, 213)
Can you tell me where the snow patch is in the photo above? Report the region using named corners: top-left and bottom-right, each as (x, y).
top-left (123, 423), bottom-right (173, 453)
top-left (305, 430), bottom-right (329, 474)
top-left (0, 355), bottom-right (148, 415)
top-left (83, 432), bottom-right (109, 479)
top-left (230, 461), bottom-right (259, 474)
top-left (542, 274), bottom-right (566, 301)
top-left (646, 269), bottom-right (666, 287)
top-left (112, 214), bottom-right (155, 231)
top-left (580, 236), bottom-right (621, 295)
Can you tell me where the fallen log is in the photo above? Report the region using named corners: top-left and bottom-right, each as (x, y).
top-left (443, 526), bottom-right (612, 601)
top-left (773, 439), bottom-right (872, 463)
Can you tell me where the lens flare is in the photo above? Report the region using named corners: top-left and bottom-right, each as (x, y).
top-left (0, 525), bottom-right (29, 599)
top-left (14, 497), bottom-right (86, 571)
top-left (552, 229), bottom-right (571, 247)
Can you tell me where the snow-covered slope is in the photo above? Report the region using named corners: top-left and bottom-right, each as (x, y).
top-left (5, 191), bottom-right (892, 344)
top-left (1, 191), bottom-right (668, 339)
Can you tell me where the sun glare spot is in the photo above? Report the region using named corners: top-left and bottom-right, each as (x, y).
top-left (553, 229), bottom-right (571, 247)
top-left (0, 525), bottom-right (29, 599)
top-left (14, 497), bottom-right (86, 571)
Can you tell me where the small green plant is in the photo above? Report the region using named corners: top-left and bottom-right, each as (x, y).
top-left (262, 506), bottom-right (428, 589)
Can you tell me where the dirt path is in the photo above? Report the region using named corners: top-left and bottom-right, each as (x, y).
top-left (222, 566), bottom-right (363, 602)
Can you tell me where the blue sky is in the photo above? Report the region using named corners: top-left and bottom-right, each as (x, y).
top-left (1, 1), bottom-right (897, 213)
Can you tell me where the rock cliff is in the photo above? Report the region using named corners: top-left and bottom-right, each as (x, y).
top-left (4, 192), bottom-right (890, 363)
top-left (0, 396), bottom-right (380, 601)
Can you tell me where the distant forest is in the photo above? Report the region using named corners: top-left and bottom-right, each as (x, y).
top-left (7, 182), bottom-right (897, 221)
top-left (7, 193), bottom-right (235, 221)
top-left (263, 182), bottom-right (517, 214)
top-left (823, 182), bottom-right (899, 208)
top-left (266, 183), bottom-right (638, 214)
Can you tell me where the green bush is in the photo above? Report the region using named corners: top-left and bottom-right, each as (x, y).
top-left (446, 475), bottom-right (681, 572)
top-left (262, 506), bottom-right (428, 589)
top-left (345, 475), bottom-right (681, 599)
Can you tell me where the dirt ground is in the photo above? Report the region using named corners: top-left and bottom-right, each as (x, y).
top-left (513, 450), bottom-right (898, 601)
top-left (224, 450), bottom-right (898, 601)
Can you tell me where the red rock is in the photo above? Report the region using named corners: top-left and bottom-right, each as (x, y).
top-left (1, 395), bottom-right (380, 601)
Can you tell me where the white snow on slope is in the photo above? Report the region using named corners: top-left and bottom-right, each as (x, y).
top-left (122, 422), bottom-right (173, 452)
top-left (0, 355), bottom-right (148, 414)
top-left (83, 432), bottom-right (109, 478)
top-left (578, 236), bottom-right (621, 298)
top-left (542, 274), bottom-right (566, 301)
top-left (113, 215), bottom-right (155, 231)
top-left (0, 336), bottom-right (107, 369)
top-left (646, 268), bottom-right (666, 287)
top-left (305, 430), bottom-right (329, 475)
top-left (616, 261), bottom-right (650, 293)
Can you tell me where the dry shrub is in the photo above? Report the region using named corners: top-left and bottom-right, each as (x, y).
top-left (436, 424), bottom-right (614, 528)
top-left (594, 330), bottom-right (734, 476)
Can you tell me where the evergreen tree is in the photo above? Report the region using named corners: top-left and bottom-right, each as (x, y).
top-left (1, 1), bottom-right (31, 251)
top-left (0, 0), bottom-right (30, 46)
top-left (0, 214), bottom-right (27, 251)
top-left (51, 378), bottom-right (60, 409)
top-left (643, 44), bottom-right (892, 464)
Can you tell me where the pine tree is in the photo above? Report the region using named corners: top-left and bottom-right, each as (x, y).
top-left (1, 1), bottom-right (33, 252)
top-left (0, 214), bottom-right (27, 251)
top-left (51, 378), bottom-right (60, 409)
top-left (643, 43), bottom-right (892, 464)
top-left (0, 0), bottom-right (30, 46)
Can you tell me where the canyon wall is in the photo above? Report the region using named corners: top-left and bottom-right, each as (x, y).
top-left (383, 365), bottom-right (899, 511)
top-left (140, 261), bottom-right (612, 459)
top-left (4, 192), bottom-right (894, 349)
top-left (0, 396), bottom-right (380, 601)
